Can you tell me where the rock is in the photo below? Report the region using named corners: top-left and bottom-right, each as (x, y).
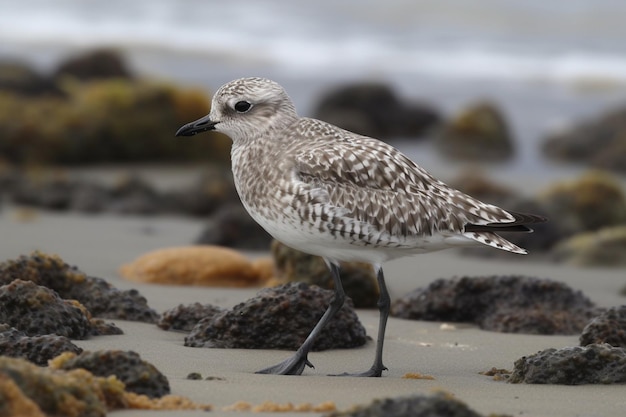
top-left (10, 174), bottom-right (77, 211)
top-left (580, 306), bottom-right (626, 347)
top-left (0, 356), bottom-right (118, 417)
top-left (195, 203), bottom-right (272, 250)
top-left (185, 282), bottom-right (367, 351)
top-left (509, 344), bottom-right (626, 384)
top-left (53, 48), bottom-right (133, 81)
top-left (108, 174), bottom-right (161, 215)
top-left (324, 393), bottom-right (483, 417)
top-left (0, 355), bottom-right (211, 415)
top-left (271, 240), bottom-right (379, 308)
top-left (436, 101), bottom-right (514, 161)
top-left (166, 169), bottom-right (238, 216)
top-left (119, 246), bottom-right (265, 287)
top-left (539, 171), bottom-right (626, 235)
top-left (542, 105), bottom-right (626, 172)
top-left (158, 303), bottom-right (225, 332)
top-left (391, 275), bottom-right (597, 334)
top-left (0, 324), bottom-right (83, 366)
top-left (0, 77), bottom-right (219, 165)
top-left (312, 82), bottom-right (440, 139)
top-left (0, 280), bottom-right (98, 338)
top-left (0, 60), bottom-right (61, 96)
top-left (69, 182), bottom-right (111, 213)
top-left (0, 251), bottom-right (159, 323)
top-left (550, 225), bottom-right (626, 267)
top-left (448, 168), bottom-right (517, 206)
top-left (51, 350), bottom-right (170, 398)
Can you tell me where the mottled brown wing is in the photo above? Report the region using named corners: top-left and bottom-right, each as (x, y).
top-left (292, 121), bottom-right (516, 239)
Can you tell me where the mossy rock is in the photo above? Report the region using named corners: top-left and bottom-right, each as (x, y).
top-left (539, 171), bottom-right (626, 234)
top-left (551, 225), bottom-right (626, 267)
top-left (0, 79), bottom-right (230, 165)
top-left (436, 101), bottom-right (514, 161)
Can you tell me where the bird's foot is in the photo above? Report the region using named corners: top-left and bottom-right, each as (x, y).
top-left (330, 365), bottom-right (387, 377)
top-left (255, 354), bottom-right (314, 375)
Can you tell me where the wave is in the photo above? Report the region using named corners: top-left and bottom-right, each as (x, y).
top-left (2, 0), bottom-right (626, 85)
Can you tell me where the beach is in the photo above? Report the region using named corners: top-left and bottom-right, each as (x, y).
top-left (2, 1), bottom-right (626, 415)
top-left (1, 205), bottom-right (625, 416)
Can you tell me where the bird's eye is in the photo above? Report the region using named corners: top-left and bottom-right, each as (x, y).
top-left (234, 101), bottom-right (252, 113)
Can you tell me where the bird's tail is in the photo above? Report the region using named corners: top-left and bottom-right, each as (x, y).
top-left (463, 211), bottom-right (547, 254)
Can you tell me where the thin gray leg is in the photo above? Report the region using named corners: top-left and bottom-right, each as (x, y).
top-left (256, 260), bottom-right (346, 375)
top-left (334, 265), bottom-right (389, 377)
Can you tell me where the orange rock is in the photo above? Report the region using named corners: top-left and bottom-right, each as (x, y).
top-left (0, 374), bottom-right (46, 417)
top-left (119, 246), bottom-right (264, 287)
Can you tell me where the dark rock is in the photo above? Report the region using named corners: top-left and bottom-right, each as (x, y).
top-left (0, 324), bottom-right (83, 366)
top-left (0, 60), bottom-right (61, 96)
top-left (323, 393), bottom-right (483, 417)
top-left (158, 303), bottom-right (225, 332)
top-left (185, 282), bottom-right (367, 351)
top-left (580, 306), bottom-right (626, 348)
top-left (54, 350), bottom-right (169, 398)
top-left (166, 169), bottom-right (238, 216)
top-left (436, 101), bottom-right (514, 161)
top-left (108, 175), bottom-right (161, 215)
top-left (69, 182), bottom-right (111, 213)
top-left (542, 106), bottom-right (626, 172)
top-left (391, 275), bottom-right (597, 334)
top-left (312, 82), bottom-right (440, 139)
top-left (0, 251), bottom-right (159, 323)
top-left (0, 280), bottom-right (93, 339)
top-left (271, 240), bottom-right (379, 308)
top-left (551, 225), bottom-right (626, 267)
top-left (510, 344), bottom-right (626, 384)
top-left (195, 203), bottom-right (272, 250)
top-left (53, 49), bottom-right (133, 81)
top-left (10, 176), bottom-right (77, 211)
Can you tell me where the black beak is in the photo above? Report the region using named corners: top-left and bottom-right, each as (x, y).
top-left (175, 115), bottom-right (218, 136)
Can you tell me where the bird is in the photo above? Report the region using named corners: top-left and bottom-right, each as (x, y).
top-left (175, 77), bottom-right (547, 377)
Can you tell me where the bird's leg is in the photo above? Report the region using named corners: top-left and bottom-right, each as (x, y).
top-left (333, 265), bottom-right (389, 377)
top-left (256, 261), bottom-right (346, 375)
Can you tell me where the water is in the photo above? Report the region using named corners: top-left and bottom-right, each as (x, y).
top-left (1, 0), bottom-right (626, 186)
top-left (2, 0), bottom-right (626, 84)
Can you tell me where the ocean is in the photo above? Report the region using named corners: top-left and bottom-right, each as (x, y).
top-left (1, 0), bottom-right (626, 186)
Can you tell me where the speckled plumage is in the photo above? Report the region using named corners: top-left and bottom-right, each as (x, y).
top-left (176, 77), bottom-right (546, 376)
top-left (180, 77), bottom-right (542, 264)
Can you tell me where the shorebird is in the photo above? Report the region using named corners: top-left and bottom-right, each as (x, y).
top-left (176, 77), bottom-right (546, 377)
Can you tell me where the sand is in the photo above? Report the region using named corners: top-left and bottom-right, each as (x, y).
top-left (1, 205), bottom-right (625, 417)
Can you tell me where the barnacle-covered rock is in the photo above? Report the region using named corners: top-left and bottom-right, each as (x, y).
top-left (0, 280), bottom-right (101, 338)
top-left (185, 282), bottom-right (367, 351)
top-left (51, 350), bottom-right (170, 398)
top-left (324, 392), bottom-right (483, 417)
top-left (510, 344), bottom-right (626, 384)
top-left (0, 251), bottom-right (159, 323)
top-left (0, 324), bottom-right (82, 366)
top-left (580, 306), bottom-right (626, 347)
top-left (391, 275), bottom-right (597, 334)
top-left (158, 303), bottom-right (225, 332)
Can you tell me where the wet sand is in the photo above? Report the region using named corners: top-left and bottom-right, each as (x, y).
top-left (1, 205), bottom-right (625, 416)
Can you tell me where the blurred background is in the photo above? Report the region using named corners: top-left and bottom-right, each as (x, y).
top-left (1, 0), bottom-right (626, 266)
